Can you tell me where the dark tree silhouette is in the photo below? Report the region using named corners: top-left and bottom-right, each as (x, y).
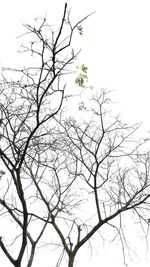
top-left (40, 90), bottom-right (150, 267)
top-left (0, 4), bottom-right (93, 267)
top-left (0, 3), bottom-right (150, 267)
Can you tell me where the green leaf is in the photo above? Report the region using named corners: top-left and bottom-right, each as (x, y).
top-left (77, 25), bottom-right (83, 36)
top-left (75, 64), bottom-right (88, 87)
top-left (81, 64), bottom-right (88, 74)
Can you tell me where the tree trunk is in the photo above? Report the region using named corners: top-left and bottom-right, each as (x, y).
top-left (68, 255), bottom-right (75, 267)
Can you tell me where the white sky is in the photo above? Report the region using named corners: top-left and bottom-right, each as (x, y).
top-left (0, 0), bottom-right (150, 266)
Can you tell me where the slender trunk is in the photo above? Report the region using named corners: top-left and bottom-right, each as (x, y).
top-left (68, 255), bottom-right (75, 267)
top-left (14, 261), bottom-right (21, 267)
top-left (27, 245), bottom-right (35, 267)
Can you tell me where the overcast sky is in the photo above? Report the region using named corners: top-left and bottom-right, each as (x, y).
top-left (0, 1), bottom-right (150, 266)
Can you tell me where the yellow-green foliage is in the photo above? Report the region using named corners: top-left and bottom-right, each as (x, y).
top-left (75, 64), bottom-right (88, 87)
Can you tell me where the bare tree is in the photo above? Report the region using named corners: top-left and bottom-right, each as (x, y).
top-left (0, 4), bottom-right (93, 267)
top-left (32, 90), bottom-right (150, 267)
top-left (0, 3), bottom-right (150, 267)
